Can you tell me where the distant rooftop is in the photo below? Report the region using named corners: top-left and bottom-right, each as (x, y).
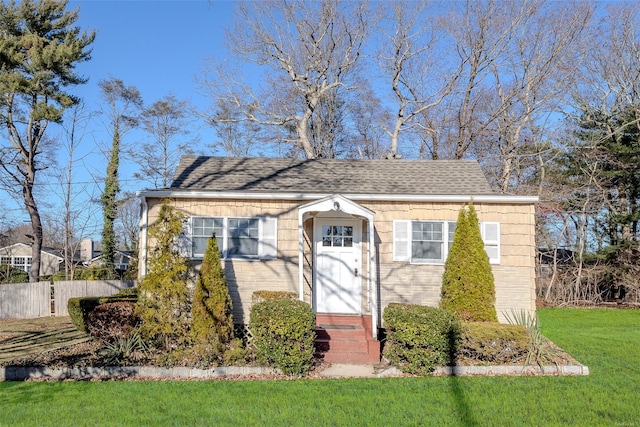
top-left (169, 156), bottom-right (496, 196)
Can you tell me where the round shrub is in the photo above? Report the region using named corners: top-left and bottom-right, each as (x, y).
top-left (383, 303), bottom-right (461, 375)
top-left (458, 322), bottom-right (532, 364)
top-left (249, 298), bottom-right (316, 376)
top-left (87, 301), bottom-right (141, 342)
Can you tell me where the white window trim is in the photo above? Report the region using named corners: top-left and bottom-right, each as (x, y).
top-left (393, 220), bottom-right (500, 265)
top-left (0, 255), bottom-right (33, 272)
top-left (187, 216), bottom-right (277, 261)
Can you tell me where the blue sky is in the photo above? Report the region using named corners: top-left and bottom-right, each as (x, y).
top-left (70, 0), bottom-right (234, 114)
top-left (2, 1), bottom-right (238, 232)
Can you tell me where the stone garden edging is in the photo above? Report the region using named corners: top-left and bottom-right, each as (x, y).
top-left (0, 365), bottom-right (278, 381)
top-left (432, 364), bottom-right (589, 376)
top-left (0, 363), bottom-right (588, 381)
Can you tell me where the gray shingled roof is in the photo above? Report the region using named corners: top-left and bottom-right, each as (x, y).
top-left (169, 156), bottom-right (495, 196)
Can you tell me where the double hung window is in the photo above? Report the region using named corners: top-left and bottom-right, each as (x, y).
top-left (189, 216), bottom-right (277, 260)
top-left (394, 220), bottom-right (500, 264)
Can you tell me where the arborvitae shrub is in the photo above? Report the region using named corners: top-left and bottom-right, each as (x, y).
top-left (440, 203), bottom-right (498, 322)
top-left (137, 200), bottom-right (192, 352)
top-left (383, 303), bottom-right (461, 375)
top-left (191, 233), bottom-right (234, 354)
top-left (249, 298), bottom-right (316, 376)
top-left (458, 322), bottom-right (532, 363)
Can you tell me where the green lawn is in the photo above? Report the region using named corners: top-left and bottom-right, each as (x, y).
top-left (1, 308), bottom-right (638, 426)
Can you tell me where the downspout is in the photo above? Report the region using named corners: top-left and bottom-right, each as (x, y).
top-left (138, 196), bottom-right (148, 278)
top-left (298, 211), bottom-right (304, 302)
top-left (369, 219), bottom-right (377, 340)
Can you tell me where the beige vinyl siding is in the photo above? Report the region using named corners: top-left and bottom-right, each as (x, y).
top-left (142, 198), bottom-right (536, 324)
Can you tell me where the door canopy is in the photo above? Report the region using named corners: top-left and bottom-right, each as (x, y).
top-left (297, 194), bottom-right (378, 338)
top-left (298, 194), bottom-right (374, 221)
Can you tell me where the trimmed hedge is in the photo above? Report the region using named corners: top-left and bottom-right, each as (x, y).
top-left (383, 303), bottom-right (461, 375)
top-left (249, 298), bottom-right (316, 376)
top-left (251, 290), bottom-right (298, 304)
top-left (458, 322), bottom-right (532, 364)
top-left (87, 301), bottom-right (141, 342)
top-left (68, 288), bottom-right (139, 334)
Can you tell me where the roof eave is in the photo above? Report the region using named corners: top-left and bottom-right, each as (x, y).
top-left (136, 189), bottom-right (539, 204)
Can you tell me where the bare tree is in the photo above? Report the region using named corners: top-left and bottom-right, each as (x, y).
top-left (115, 191), bottom-right (140, 253)
top-left (129, 95), bottom-right (194, 189)
top-left (48, 102), bottom-right (102, 279)
top-left (378, 0), bottom-right (458, 159)
top-left (482, 0), bottom-right (594, 193)
top-left (203, 0), bottom-right (370, 159)
top-left (207, 97), bottom-right (266, 157)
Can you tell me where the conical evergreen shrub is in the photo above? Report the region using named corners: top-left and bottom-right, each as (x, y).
top-left (440, 203), bottom-right (498, 322)
top-left (191, 233), bottom-right (234, 347)
top-left (137, 200), bottom-right (191, 351)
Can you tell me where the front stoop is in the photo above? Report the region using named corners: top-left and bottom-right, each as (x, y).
top-left (314, 314), bottom-right (381, 364)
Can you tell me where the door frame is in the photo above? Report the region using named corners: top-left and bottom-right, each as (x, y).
top-left (297, 194), bottom-right (378, 338)
top-left (313, 217), bottom-right (362, 314)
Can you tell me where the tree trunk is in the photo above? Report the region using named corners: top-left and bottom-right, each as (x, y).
top-left (24, 184), bottom-right (43, 283)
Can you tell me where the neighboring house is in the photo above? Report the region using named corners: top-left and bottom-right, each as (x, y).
top-left (0, 242), bottom-right (63, 276)
top-left (80, 239), bottom-right (135, 271)
top-left (137, 156), bottom-right (538, 363)
top-left (84, 251), bottom-right (135, 271)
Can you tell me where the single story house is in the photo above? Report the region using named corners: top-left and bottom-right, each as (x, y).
top-left (0, 242), bottom-right (64, 276)
top-left (137, 156), bottom-right (538, 363)
top-left (84, 251), bottom-right (135, 272)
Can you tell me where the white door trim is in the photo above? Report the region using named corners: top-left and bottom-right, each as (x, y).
top-left (313, 218), bottom-right (362, 314)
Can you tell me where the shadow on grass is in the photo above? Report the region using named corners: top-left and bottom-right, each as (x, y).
top-left (447, 327), bottom-right (479, 426)
top-left (0, 326), bottom-right (88, 363)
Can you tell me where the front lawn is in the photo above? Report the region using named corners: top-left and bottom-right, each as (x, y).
top-left (0, 308), bottom-right (638, 426)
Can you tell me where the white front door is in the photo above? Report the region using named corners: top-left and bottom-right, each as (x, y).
top-left (314, 219), bottom-right (362, 314)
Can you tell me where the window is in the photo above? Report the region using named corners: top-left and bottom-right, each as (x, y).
top-left (188, 216), bottom-right (277, 260)
top-left (394, 220), bottom-right (500, 264)
top-left (322, 225), bottom-right (353, 247)
top-left (192, 217), bottom-right (223, 256)
top-left (0, 256), bottom-right (33, 272)
top-left (229, 218), bottom-right (259, 257)
top-left (412, 221), bottom-right (444, 262)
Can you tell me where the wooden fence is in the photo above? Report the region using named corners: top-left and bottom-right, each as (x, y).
top-left (0, 280), bottom-right (136, 319)
top-left (0, 282), bottom-right (50, 319)
top-left (54, 280), bottom-right (136, 316)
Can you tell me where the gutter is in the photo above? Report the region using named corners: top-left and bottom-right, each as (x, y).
top-left (136, 190), bottom-right (539, 204)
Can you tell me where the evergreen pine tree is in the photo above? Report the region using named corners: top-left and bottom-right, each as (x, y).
top-left (137, 200), bottom-right (191, 351)
top-left (440, 203), bottom-right (498, 322)
top-left (191, 233), bottom-right (234, 347)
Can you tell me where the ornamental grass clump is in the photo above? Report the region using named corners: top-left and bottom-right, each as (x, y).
top-left (440, 203), bottom-right (498, 322)
top-left (250, 297), bottom-right (316, 376)
top-left (383, 303), bottom-right (461, 375)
